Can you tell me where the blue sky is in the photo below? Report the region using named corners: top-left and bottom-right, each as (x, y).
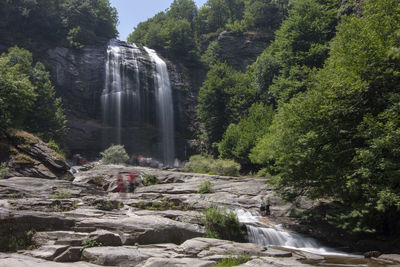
top-left (110, 0), bottom-right (208, 41)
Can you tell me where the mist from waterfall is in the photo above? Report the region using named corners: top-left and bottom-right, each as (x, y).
top-left (144, 47), bottom-right (175, 167)
top-left (101, 40), bottom-right (175, 166)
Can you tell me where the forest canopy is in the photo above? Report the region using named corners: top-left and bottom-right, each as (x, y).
top-left (0, 0), bottom-right (118, 52)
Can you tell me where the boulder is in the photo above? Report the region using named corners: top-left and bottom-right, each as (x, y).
top-left (2, 130), bottom-right (70, 179)
top-left (82, 245), bottom-right (181, 266)
top-left (87, 230), bottom-right (122, 246)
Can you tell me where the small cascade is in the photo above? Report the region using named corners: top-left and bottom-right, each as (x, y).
top-left (144, 47), bottom-right (175, 167)
top-left (235, 209), bottom-right (349, 256)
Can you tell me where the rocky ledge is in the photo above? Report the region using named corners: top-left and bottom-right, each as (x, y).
top-left (0, 164), bottom-right (398, 266)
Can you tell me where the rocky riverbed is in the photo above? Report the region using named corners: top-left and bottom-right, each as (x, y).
top-left (0, 163), bottom-right (399, 266)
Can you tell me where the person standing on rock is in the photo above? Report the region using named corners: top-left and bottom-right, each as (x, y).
top-left (260, 195), bottom-right (271, 216)
top-left (116, 174), bottom-right (124, 192)
top-left (128, 172), bottom-right (136, 193)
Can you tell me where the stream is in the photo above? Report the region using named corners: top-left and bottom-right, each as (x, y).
top-left (235, 209), bottom-right (388, 267)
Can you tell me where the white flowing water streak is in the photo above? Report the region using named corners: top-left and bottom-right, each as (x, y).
top-left (144, 47), bottom-right (175, 167)
top-left (102, 40), bottom-right (145, 148)
top-left (235, 209), bottom-right (352, 256)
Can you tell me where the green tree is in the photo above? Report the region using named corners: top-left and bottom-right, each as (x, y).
top-left (243, 0), bottom-right (282, 30)
top-left (198, 62), bottom-right (257, 151)
top-left (251, 0), bottom-right (400, 235)
top-left (253, 0), bottom-right (340, 104)
top-left (219, 103), bottom-right (274, 167)
top-left (0, 0), bottom-right (118, 52)
top-left (0, 47), bottom-right (36, 130)
top-left (169, 0), bottom-right (198, 23)
top-left (0, 47), bottom-right (66, 142)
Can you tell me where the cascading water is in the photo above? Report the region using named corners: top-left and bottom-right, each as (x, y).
top-left (144, 47), bottom-right (175, 167)
top-left (235, 209), bottom-right (351, 256)
top-left (101, 40), bottom-right (175, 166)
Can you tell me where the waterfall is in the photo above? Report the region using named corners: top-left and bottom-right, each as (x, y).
top-left (144, 47), bottom-right (175, 167)
top-left (101, 40), bottom-right (175, 166)
top-left (235, 209), bottom-right (350, 256)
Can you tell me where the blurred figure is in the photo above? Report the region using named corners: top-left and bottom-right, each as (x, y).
top-left (128, 172), bottom-right (136, 193)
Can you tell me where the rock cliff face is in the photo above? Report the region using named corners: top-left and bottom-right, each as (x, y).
top-left (43, 42), bottom-right (194, 160)
top-left (216, 31), bottom-right (271, 71)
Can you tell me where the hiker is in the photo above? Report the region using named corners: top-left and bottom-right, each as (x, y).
top-left (116, 174), bottom-right (124, 192)
top-left (128, 172), bottom-right (136, 193)
top-left (263, 195), bottom-right (271, 216)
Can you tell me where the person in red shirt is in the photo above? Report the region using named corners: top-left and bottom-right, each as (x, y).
top-left (116, 174), bottom-right (124, 192)
top-left (128, 172), bottom-right (136, 193)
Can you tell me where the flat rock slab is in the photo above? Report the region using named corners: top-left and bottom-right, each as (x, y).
top-left (82, 245), bottom-right (182, 266)
top-left (0, 177), bottom-right (83, 199)
top-left (75, 214), bottom-right (203, 245)
top-left (140, 257), bottom-right (216, 267)
top-left (378, 254), bottom-right (400, 264)
top-left (0, 253), bottom-right (100, 267)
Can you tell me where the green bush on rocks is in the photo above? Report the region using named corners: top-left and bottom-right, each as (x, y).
top-left (204, 207), bottom-right (247, 242)
top-left (100, 145), bottom-right (129, 164)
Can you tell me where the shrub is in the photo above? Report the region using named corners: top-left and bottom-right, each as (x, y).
top-left (96, 200), bottom-right (121, 211)
top-left (204, 207), bottom-right (247, 242)
top-left (183, 155), bottom-right (241, 176)
top-left (226, 20), bottom-right (246, 36)
top-left (217, 254), bottom-right (252, 267)
top-left (0, 162), bottom-right (9, 179)
top-left (100, 145), bottom-right (129, 164)
top-left (198, 181), bottom-right (212, 194)
top-left (82, 239), bottom-right (102, 249)
top-left (143, 174), bottom-right (157, 186)
top-left (183, 155), bottom-right (213, 174)
top-left (46, 140), bottom-right (65, 159)
top-left (50, 189), bottom-right (71, 199)
top-left (210, 159), bottom-right (240, 177)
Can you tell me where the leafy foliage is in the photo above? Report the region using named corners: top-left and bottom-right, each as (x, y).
top-left (82, 239), bottom-right (102, 249)
top-left (198, 180), bottom-right (212, 194)
top-left (183, 155), bottom-right (241, 176)
top-left (0, 47), bottom-right (66, 143)
top-left (50, 189), bottom-right (72, 199)
top-left (217, 254), bottom-right (252, 267)
top-left (0, 162), bottom-right (9, 179)
top-left (143, 174), bottom-right (158, 186)
top-left (209, 159), bottom-right (241, 177)
top-left (100, 145), bottom-right (129, 164)
top-left (251, 0), bottom-right (400, 235)
top-left (219, 103), bottom-right (274, 167)
top-left (183, 154), bottom-right (214, 174)
top-left (253, 0), bottom-right (340, 105)
top-left (0, 0), bottom-right (118, 52)
top-left (204, 207), bottom-right (247, 242)
top-left (198, 62), bottom-right (257, 150)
